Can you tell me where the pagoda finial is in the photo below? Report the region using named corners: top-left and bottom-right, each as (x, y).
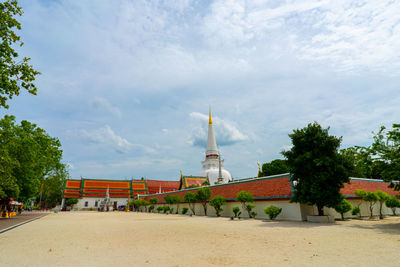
top-left (209, 106), bottom-right (212, 125)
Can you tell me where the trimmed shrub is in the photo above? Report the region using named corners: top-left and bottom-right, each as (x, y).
top-left (352, 206), bottom-right (360, 217)
top-left (156, 206), bottom-right (163, 213)
top-left (149, 205), bottom-right (155, 212)
top-left (209, 196), bottom-right (226, 217)
top-left (363, 192), bottom-right (379, 217)
top-left (375, 190), bottom-right (390, 219)
top-left (236, 191), bottom-right (255, 218)
top-left (264, 205), bottom-right (282, 220)
top-left (334, 199), bottom-right (352, 220)
top-left (184, 192), bottom-right (197, 215)
top-left (386, 197), bottom-right (400, 215)
top-left (162, 206), bottom-right (170, 214)
top-left (196, 187), bottom-right (211, 216)
top-left (250, 211), bottom-right (257, 218)
top-left (182, 207), bottom-right (189, 215)
top-left (232, 206), bottom-right (241, 218)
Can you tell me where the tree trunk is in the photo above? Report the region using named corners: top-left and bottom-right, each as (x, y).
top-left (189, 203), bottom-right (195, 215)
top-left (392, 208), bottom-right (396, 216)
top-left (203, 203), bottom-right (207, 216)
top-left (379, 202), bottom-right (383, 219)
top-left (341, 213), bottom-right (344, 220)
top-left (317, 204), bottom-right (324, 216)
top-left (369, 203), bottom-right (373, 217)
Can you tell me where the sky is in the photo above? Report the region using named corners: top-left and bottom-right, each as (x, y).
top-left (2, 0), bottom-right (400, 180)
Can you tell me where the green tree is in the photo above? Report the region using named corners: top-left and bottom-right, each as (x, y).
top-left (282, 122), bottom-right (351, 216)
top-left (0, 0), bottom-right (41, 109)
top-left (354, 189), bottom-right (367, 217)
top-left (264, 205), bottom-right (282, 220)
top-left (196, 187), bottom-right (211, 216)
top-left (363, 191), bottom-right (379, 218)
top-left (184, 192), bottom-right (197, 215)
top-left (140, 199), bottom-right (149, 212)
top-left (0, 115), bottom-right (67, 202)
top-left (334, 199), bottom-right (352, 220)
top-left (236, 191), bottom-right (255, 218)
top-left (375, 190), bottom-right (390, 219)
top-left (370, 124), bottom-right (400, 187)
top-left (209, 196), bottom-right (226, 217)
top-left (41, 165), bottom-right (69, 209)
top-left (164, 195), bottom-right (174, 206)
top-left (149, 198), bottom-right (158, 205)
top-left (173, 195), bottom-right (183, 214)
top-left (261, 159), bottom-right (289, 177)
top-left (65, 198), bottom-right (78, 209)
top-left (385, 197), bottom-right (400, 215)
top-left (340, 147), bottom-right (373, 178)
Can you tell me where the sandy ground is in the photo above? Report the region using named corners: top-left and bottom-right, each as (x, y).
top-left (0, 212), bottom-right (399, 267)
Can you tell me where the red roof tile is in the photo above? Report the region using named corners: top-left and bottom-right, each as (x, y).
top-left (143, 175), bottom-right (293, 203)
top-left (341, 178), bottom-right (398, 196)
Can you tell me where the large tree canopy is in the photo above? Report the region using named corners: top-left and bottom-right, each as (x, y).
top-left (0, 115), bottom-right (68, 203)
top-left (261, 159), bottom-right (290, 177)
top-left (340, 124), bottom-right (400, 190)
top-left (282, 122), bottom-right (351, 216)
top-left (0, 0), bottom-right (40, 109)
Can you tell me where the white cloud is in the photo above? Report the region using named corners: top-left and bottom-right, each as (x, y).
top-left (79, 125), bottom-right (156, 154)
top-left (80, 125), bottom-right (132, 153)
top-left (90, 97), bottom-right (122, 119)
top-left (200, 0), bottom-right (400, 74)
top-left (189, 112), bottom-right (248, 147)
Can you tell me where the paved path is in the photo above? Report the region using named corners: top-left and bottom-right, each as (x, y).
top-left (0, 211), bottom-right (49, 233)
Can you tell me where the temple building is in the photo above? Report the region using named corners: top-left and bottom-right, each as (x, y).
top-left (62, 178), bottom-right (179, 210)
top-left (61, 108), bottom-right (399, 220)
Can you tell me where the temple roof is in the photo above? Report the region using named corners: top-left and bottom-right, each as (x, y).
top-left (179, 175), bottom-right (208, 190)
top-left (62, 178), bottom-right (181, 198)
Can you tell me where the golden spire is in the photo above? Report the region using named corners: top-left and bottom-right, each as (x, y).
top-left (257, 162), bottom-right (262, 178)
top-left (209, 106), bottom-right (212, 125)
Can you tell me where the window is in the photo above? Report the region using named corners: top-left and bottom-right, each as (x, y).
top-left (85, 201), bottom-right (88, 207)
top-left (95, 201), bottom-right (98, 207)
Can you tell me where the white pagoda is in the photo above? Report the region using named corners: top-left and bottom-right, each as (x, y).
top-left (197, 108), bottom-right (232, 185)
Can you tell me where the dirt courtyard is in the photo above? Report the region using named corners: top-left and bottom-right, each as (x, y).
top-left (0, 212), bottom-right (399, 267)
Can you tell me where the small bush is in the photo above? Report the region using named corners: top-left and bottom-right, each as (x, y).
top-left (250, 211), bottom-right (257, 218)
top-left (352, 206), bottom-right (360, 217)
top-left (149, 205), bottom-right (154, 212)
top-left (334, 199), bottom-right (352, 220)
top-left (386, 197), bottom-right (400, 215)
top-left (182, 207), bottom-right (189, 214)
top-left (232, 206), bottom-right (241, 218)
top-left (169, 208), bottom-right (174, 214)
top-left (89, 207), bottom-right (94, 211)
top-left (264, 205), bottom-right (282, 220)
top-left (162, 206), bottom-right (170, 214)
top-left (156, 206), bottom-right (163, 213)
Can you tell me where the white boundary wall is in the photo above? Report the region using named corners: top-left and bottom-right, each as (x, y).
top-left (151, 199), bottom-right (400, 221)
top-left (152, 200), bottom-right (303, 221)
